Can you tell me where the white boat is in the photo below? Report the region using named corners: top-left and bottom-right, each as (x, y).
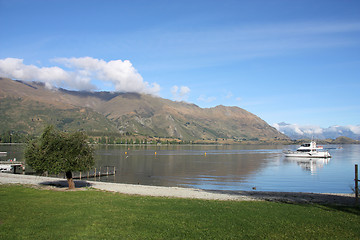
top-left (283, 141), bottom-right (331, 158)
top-left (0, 164), bottom-right (13, 173)
top-left (0, 161), bottom-right (24, 173)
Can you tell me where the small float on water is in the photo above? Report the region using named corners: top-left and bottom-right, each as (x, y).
top-left (283, 141), bottom-right (331, 158)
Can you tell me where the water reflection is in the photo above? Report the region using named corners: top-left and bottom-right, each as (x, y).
top-left (283, 157), bottom-right (330, 175)
top-left (0, 144), bottom-right (25, 162)
top-left (93, 145), bottom-right (281, 190)
top-left (1, 144), bottom-right (359, 193)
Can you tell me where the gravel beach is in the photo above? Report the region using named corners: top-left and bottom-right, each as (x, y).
top-left (0, 173), bottom-right (357, 205)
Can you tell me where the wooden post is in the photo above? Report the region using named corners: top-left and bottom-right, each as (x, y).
top-left (80, 172), bottom-right (82, 180)
top-left (94, 168), bottom-right (96, 181)
top-left (87, 171), bottom-right (89, 179)
top-left (107, 166), bottom-right (109, 176)
top-left (355, 164), bottom-right (358, 204)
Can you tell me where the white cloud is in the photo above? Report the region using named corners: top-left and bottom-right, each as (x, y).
top-left (273, 122), bottom-right (360, 140)
top-left (273, 123), bottom-right (306, 136)
top-left (197, 94), bottom-right (216, 103)
top-left (225, 91), bottom-right (233, 99)
top-left (0, 57), bottom-right (160, 95)
top-left (348, 125), bottom-right (360, 134)
top-left (0, 58), bottom-right (80, 89)
top-left (326, 125), bottom-right (360, 135)
top-left (171, 85), bottom-right (190, 101)
top-left (54, 57), bottom-right (160, 94)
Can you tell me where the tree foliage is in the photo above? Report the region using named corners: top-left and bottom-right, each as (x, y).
top-left (25, 126), bottom-right (94, 176)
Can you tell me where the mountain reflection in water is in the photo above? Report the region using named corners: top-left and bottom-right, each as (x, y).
top-left (94, 145), bottom-right (277, 190)
top-left (1, 144), bottom-right (358, 193)
top-left (92, 144), bottom-right (358, 193)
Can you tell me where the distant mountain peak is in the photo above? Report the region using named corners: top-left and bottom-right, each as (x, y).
top-left (274, 122), bottom-right (360, 140)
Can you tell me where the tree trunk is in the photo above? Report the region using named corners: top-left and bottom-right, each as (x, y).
top-left (66, 171), bottom-right (75, 189)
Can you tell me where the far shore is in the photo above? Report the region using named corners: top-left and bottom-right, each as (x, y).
top-left (0, 172), bottom-right (357, 206)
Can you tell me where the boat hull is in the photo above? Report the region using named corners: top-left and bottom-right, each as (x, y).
top-left (284, 151), bottom-right (331, 158)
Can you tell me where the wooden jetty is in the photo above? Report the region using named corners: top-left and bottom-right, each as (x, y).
top-left (73, 166), bottom-right (116, 180)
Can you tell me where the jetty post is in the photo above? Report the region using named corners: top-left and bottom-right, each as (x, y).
top-left (355, 164), bottom-right (359, 204)
top-left (114, 166), bottom-right (116, 181)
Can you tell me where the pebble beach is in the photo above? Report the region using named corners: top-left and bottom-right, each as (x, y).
top-left (0, 173), bottom-right (357, 205)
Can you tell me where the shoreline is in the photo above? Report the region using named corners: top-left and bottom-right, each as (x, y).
top-left (0, 173), bottom-right (357, 205)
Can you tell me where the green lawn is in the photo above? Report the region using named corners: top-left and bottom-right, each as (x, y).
top-left (0, 185), bottom-right (359, 239)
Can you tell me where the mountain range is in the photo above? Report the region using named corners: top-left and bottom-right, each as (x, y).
top-left (0, 77), bottom-right (288, 143)
top-left (273, 122), bottom-right (360, 141)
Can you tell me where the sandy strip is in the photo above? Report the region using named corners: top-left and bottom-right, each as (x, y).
top-left (0, 173), bottom-right (357, 205)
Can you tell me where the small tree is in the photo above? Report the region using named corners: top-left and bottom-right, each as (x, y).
top-left (25, 126), bottom-right (94, 189)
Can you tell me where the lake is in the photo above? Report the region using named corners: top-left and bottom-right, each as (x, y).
top-left (1, 143), bottom-right (359, 193)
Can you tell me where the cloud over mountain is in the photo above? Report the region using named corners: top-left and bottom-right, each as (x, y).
top-left (0, 58), bottom-right (75, 89)
top-left (0, 57), bottom-right (160, 95)
top-left (273, 122), bottom-right (360, 140)
top-left (171, 85), bottom-right (190, 101)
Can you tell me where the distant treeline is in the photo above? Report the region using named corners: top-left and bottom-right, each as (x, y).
top-left (1, 130), bottom-right (358, 145)
top-left (0, 130), bottom-right (192, 145)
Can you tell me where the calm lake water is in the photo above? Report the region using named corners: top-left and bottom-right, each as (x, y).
top-left (1, 144), bottom-right (359, 193)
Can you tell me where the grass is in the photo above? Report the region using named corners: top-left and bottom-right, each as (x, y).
top-left (0, 185), bottom-right (359, 239)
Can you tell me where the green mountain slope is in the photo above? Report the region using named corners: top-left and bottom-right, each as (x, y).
top-left (0, 77), bottom-right (288, 142)
top-left (0, 78), bottom-right (118, 137)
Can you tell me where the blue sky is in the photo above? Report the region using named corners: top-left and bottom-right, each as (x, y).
top-left (1, 0), bottom-right (360, 128)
